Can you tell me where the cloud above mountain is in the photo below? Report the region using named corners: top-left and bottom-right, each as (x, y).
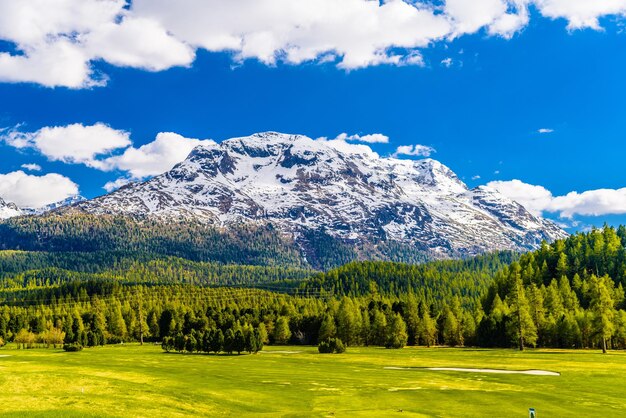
top-left (2, 122), bottom-right (625, 221)
top-left (1, 0), bottom-right (625, 87)
top-left (0, 171), bottom-right (78, 207)
top-left (1, 124), bottom-right (215, 182)
top-left (101, 132), bottom-right (216, 178)
top-left (394, 144), bottom-right (436, 157)
top-left (1, 123), bottom-right (131, 168)
top-left (487, 179), bottom-right (626, 218)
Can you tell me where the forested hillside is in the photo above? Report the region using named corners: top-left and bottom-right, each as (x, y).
top-left (1, 226), bottom-right (626, 353)
top-left (0, 213), bottom-right (435, 270)
top-left (0, 214), bottom-right (307, 268)
top-left (480, 226), bottom-right (626, 352)
top-left (0, 250), bottom-right (512, 350)
top-left (301, 252), bottom-right (517, 299)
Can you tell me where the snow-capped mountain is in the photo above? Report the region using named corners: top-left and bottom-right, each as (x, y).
top-left (21, 195), bottom-right (87, 216)
top-left (0, 195), bottom-right (86, 219)
top-left (0, 197), bottom-right (22, 219)
top-left (73, 132), bottom-right (567, 258)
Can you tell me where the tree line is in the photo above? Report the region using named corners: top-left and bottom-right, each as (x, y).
top-left (1, 227), bottom-right (626, 352)
top-left (161, 325), bottom-right (265, 355)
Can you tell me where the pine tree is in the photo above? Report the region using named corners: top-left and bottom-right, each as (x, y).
top-left (371, 309), bottom-right (388, 346)
top-left (234, 330), bottom-right (246, 355)
top-left (589, 275), bottom-right (616, 353)
top-left (386, 313), bottom-right (408, 349)
top-left (336, 298), bottom-right (357, 346)
top-left (210, 329), bottom-right (224, 354)
top-left (272, 317), bottom-right (291, 344)
top-left (507, 275), bottom-right (537, 351)
top-left (418, 302), bottom-right (436, 347)
top-left (318, 314), bottom-right (336, 342)
top-left (405, 293), bottom-right (420, 346)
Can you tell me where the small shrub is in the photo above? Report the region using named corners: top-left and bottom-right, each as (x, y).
top-left (161, 336), bottom-right (175, 353)
top-left (107, 336), bottom-right (124, 345)
top-left (318, 338), bottom-right (346, 354)
top-left (63, 343), bottom-right (83, 352)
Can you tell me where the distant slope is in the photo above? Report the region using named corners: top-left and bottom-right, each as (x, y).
top-left (299, 251), bottom-right (517, 303)
top-left (0, 213), bottom-right (307, 268)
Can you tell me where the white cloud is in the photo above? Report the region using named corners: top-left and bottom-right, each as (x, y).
top-left (535, 0), bottom-right (626, 29)
top-left (486, 179), bottom-right (626, 218)
top-left (441, 58), bottom-right (454, 67)
top-left (0, 0), bottom-right (624, 87)
top-left (103, 177), bottom-right (133, 193)
top-left (84, 17), bottom-right (195, 72)
top-left (486, 179), bottom-right (554, 217)
top-left (316, 136), bottom-right (379, 158)
top-left (538, 128), bottom-right (554, 134)
top-left (472, 175), bottom-right (481, 180)
top-left (20, 163), bottom-right (41, 172)
top-left (550, 189), bottom-right (626, 218)
top-left (394, 144), bottom-right (436, 157)
top-left (445, 0), bottom-right (528, 37)
top-left (334, 133), bottom-right (389, 144)
top-left (102, 132), bottom-right (216, 178)
top-left (2, 123), bottom-right (216, 179)
top-left (1, 123), bottom-right (131, 168)
top-left (0, 170), bottom-right (78, 207)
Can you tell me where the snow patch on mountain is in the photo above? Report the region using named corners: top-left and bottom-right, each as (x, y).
top-left (0, 198), bottom-right (22, 219)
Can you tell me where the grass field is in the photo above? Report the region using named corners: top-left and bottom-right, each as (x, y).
top-left (0, 344), bottom-right (624, 417)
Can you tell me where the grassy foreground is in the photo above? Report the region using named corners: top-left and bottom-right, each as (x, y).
top-left (0, 344), bottom-right (624, 417)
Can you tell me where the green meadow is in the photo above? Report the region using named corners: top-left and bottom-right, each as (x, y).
top-left (0, 345), bottom-right (624, 417)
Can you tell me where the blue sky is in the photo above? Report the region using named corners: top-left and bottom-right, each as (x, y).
top-left (0, 1), bottom-right (625, 231)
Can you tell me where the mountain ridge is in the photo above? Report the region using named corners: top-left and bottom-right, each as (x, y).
top-left (63, 132), bottom-right (566, 259)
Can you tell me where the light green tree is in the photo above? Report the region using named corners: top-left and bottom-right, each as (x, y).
top-left (507, 275), bottom-right (537, 351)
top-left (589, 275), bottom-right (616, 353)
top-left (386, 313), bottom-right (408, 349)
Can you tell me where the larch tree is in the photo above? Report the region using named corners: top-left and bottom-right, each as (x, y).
top-left (386, 313), bottom-right (408, 349)
top-left (272, 316), bottom-right (291, 345)
top-left (589, 275), bottom-right (616, 354)
top-left (507, 275), bottom-right (537, 351)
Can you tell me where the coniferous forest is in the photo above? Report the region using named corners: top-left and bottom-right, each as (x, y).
top-left (1, 221), bottom-right (626, 353)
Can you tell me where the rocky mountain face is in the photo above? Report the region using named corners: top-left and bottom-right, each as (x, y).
top-left (71, 132), bottom-right (567, 259)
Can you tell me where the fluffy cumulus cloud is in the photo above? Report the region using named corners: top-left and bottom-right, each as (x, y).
top-left (550, 189), bottom-right (626, 218)
top-left (0, 171), bottom-right (78, 207)
top-left (538, 128), bottom-right (554, 134)
top-left (0, 0), bottom-right (624, 88)
top-left (1, 122), bottom-right (216, 192)
top-left (334, 133), bottom-right (389, 144)
top-left (394, 144), bottom-right (436, 157)
top-left (486, 179), bottom-right (554, 217)
top-left (486, 179), bottom-right (626, 218)
top-left (536, 0), bottom-right (626, 29)
top-left (1, 123), bottom-right (131, 168)
top-left (102, 132), bottom-right (215, 178)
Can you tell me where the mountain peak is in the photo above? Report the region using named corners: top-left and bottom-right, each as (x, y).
top-left (73, 132), bottom-right (567, 259)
